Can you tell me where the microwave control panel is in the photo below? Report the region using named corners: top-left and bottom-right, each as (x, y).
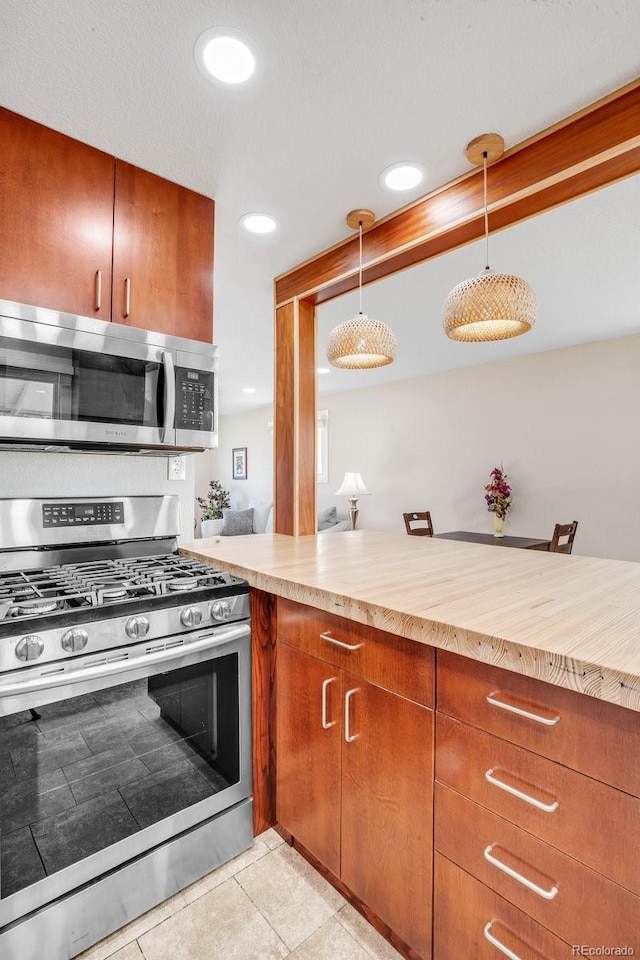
top-left (42, 501), bottom-right (125, 527)
top-left (176, 369), bottom-right (214, 432)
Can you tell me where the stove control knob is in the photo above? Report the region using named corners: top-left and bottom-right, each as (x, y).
top-left (210, 599), bottom-right (232, 622)
top-left (125, 615), bottom-right (150, 640)
top-left (61, 628), bottom-right (89, 654)
top-left (180, 606), bottom-right (203, 628)
top-left (16, 635), bottom-right (45, 662)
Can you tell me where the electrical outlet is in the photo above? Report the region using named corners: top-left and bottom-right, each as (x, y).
top-left (167, 455), bottom-right (186, 481)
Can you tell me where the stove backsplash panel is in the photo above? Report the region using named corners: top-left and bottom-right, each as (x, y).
top-left (0, 452), bottom-right (196, 543)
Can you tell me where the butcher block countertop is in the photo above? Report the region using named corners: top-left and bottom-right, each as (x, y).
top-left (181, 531), bottom-right (640, 713)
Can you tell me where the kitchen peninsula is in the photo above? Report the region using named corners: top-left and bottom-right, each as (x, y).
top-left (182, 531), bottom-right (640, 960)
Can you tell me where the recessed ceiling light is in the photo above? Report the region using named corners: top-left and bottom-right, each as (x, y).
top-left (240, 213), bottom-right (278, 234)
top-left (194, 28), bottom-right (256, 86)
top-left (242, 386), bottom-right (256, 394)
top-left (316, 367), bottom-right (330, 375)
top-left (380, 162), bottom-right (426, 192)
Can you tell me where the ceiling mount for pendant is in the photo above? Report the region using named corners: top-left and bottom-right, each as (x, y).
top-left (442, 132), bottom-right (537, 343)
top-left (326, 209), bottom-right (397, 369)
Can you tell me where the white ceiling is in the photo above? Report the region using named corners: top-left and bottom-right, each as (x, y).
top-left (0, 0), bottom-right (638, 413)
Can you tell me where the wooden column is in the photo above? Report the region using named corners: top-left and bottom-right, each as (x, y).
top-left (274, 298), bottom-right (316, 535)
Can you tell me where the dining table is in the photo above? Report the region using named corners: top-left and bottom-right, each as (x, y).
top-left (433, 530), bottom-right (551, 550)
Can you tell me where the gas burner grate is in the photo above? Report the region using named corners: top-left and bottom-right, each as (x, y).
top-left (0, 554), bottom-right (233, 621)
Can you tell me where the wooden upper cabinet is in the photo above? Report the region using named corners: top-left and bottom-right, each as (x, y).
top-left (112, 161), bottom-right (214, 342)
top-left (0, 106), bottom-right (114, 319)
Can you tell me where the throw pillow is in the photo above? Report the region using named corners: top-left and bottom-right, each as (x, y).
top-left (221, 508), bottom-right (254, 536)
top-left (249, 499), bottom-right (273, 534)
top-left (317, 505), bottom-right (338, 531)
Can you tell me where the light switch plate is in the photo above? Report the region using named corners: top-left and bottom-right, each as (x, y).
top-left (167, 455), bottom-right (186, 481)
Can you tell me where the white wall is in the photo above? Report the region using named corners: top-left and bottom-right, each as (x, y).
top-left (194, 406), bottom-right (274, 535)
top-left (0, 452), bottom-right (196, 542)
top-left (319, 334), bottom-right (640, 561)
top-left (193, 334), bottom-right (640, 561)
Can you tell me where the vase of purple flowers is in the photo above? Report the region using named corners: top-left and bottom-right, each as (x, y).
top-left (485, 466), bottom-right (511, 537)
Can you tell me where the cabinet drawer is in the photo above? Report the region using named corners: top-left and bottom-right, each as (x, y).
top-left (437, 650), bottom-right (640, 796)
top-left (277, 598), bottom-right (434, 705)
top-left (436, 713), bottom-right (640, 894)
top-left (435, 783), bottom-right (640, 951)
top-left (434, 853), bottom-right (571, 959)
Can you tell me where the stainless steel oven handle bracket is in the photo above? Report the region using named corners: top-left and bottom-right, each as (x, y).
top-left (162, 350), bottom-right (176, 443)
top-left (0, 623), bottom-right (249, 699)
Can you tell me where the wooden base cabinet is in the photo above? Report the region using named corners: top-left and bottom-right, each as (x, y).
top-left (435, 650), bottom-right (640, 958)
top-left (276, 600), bottom-right (434, 959)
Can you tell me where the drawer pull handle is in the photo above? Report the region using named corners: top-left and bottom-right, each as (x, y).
top-left (94, 269), bottom-right (102, 311)
top-left (345, 688), bottom-right (359, 742)
top-left (320, 631), bottom-right (362, 651)
top-left (485, 768), bottom-right (559, 813)
top-left (321, 677), bottom-right (337, 729)
top-left (486, 692), bottom-right (560, 726)
top-left (483, 922), bottom-right (523, 960)
top-left (484, 845), bottom-right (558, 900)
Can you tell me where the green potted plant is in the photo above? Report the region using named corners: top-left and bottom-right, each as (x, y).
top-left (196, 480), bottom-right (231, 537)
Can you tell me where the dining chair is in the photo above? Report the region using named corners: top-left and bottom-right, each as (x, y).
top-left (403, 511), bottom-right (434, 537)
top-left (549, 520), bottom-right (579, 554)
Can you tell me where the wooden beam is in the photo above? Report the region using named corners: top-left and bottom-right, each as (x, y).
top-left (275, 79), bottom-right (640, 307)
top-left (273, 78), bottom-right (640, 537)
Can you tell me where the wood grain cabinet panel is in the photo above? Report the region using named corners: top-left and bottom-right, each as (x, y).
top-left (436, 712), bottom-right (640, 894)
top-left (276, 601), bottom-right (434, 959)
top-left (341, 673), bottom-right (432, 958)
top-left (277, 598), bottom-right (434, 706)
top-left (435, 783), bottom-right (640, 952)
top-left (113, 161), bottom-right (214, 342)
top-left (434, 853), bottom-right (572, 960)
top-left (275, 642), bottom-right (341, 876)
top-left (0, 106), bottom-right (114, 319)
top-left (437, 650), bottom-right (640, 796)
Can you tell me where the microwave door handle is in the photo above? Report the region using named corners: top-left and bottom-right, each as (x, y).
top-left (162, 350), bottom-right (176, 443)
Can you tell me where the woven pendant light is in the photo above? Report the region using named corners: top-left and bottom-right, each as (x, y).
top-left (327, 210), bottom-right (397, 368)
top-left (443, 134), bottom-right (537, 342)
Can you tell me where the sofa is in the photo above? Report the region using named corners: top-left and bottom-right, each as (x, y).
top-left (199, 501), bottom-right (350, 537)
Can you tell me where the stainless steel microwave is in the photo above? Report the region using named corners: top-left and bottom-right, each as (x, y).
top-left (0, 300), bottom-right (218, 453)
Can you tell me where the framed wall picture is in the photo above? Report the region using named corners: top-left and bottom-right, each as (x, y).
top-left (232, 447), bottom-right (248, 480)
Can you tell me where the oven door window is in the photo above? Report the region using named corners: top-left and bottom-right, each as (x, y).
top-left (0, 656), bottom-right (239, 900)
top-left (0, 336), bottom-right (164, 428)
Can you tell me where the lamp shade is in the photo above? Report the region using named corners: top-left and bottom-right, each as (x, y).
top-left (443, 270), bottom-right (536, 342)
top-left (327, 313), bottom-right (397, 369)
top-left (335, 472), bottom-right (370, 497)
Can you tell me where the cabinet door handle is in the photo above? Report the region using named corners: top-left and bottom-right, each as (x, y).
top-left (94, 269), bottom-right (102, 311)
top-left (486, 691), bottom-right (560, 726)
top-left (483, 922), bottom-right (523, 960)
top-left (345, 688), bottom-right (359, 742)
top-left (485, 768), bottom-right (559, 813)
top-left (320, 631), bottom-right (362, 651)
top-left (321, 677), bottom-right (337, 729)
top-left (483, 845), bottom-right (558, 900)
top-left (123, 277), bottom-right (131, 318)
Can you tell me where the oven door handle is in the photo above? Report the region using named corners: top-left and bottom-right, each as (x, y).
top-left (0, 623), bottom-right (249, 699)
top-left (162, 350), bottom-right (176, 444)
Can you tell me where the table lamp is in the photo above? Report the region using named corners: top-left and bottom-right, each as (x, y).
top-left (335, 472), bottom-right (370, 530)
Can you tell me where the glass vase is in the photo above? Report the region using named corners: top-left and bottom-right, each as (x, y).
top-left (493, 514), bottom-right (505, 538)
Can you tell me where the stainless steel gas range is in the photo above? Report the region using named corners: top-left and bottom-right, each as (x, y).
top-left (0, 496), bottom-right (253, 960)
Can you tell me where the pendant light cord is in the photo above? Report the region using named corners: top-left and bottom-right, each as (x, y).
top-left (483, 151), bottom-right (490, 272)
top-left (358, 220), bottom-right (363, 314)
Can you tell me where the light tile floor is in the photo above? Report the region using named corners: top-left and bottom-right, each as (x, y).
top-left (77, 829), bottom-right (403, 960)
